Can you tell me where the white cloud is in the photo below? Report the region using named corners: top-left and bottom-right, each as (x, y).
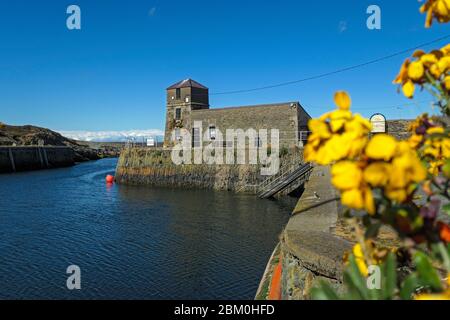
top-left (58, 129), bottom-right (164, 142)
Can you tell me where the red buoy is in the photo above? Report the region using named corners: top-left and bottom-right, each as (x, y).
top-left (106, 175), bottom-right (114, 184)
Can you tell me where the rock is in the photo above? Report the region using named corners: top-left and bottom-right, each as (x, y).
top-left (0, 123), bottom-right (120, 162)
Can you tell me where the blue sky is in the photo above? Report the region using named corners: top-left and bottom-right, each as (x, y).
top-left (0, 0), bottom-right (449, 139)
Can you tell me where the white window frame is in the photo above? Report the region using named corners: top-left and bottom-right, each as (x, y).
top-left (209, 126), bottom-right (216, 140)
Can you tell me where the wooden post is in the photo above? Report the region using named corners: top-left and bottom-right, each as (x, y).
top-left (8, 147), bottom-right (16, 172)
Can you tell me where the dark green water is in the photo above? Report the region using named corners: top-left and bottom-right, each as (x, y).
top-left (0, 158), bottom-right (293, 299)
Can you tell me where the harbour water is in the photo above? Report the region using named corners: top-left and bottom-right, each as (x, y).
top-left (0, 158), bottom-right (292, 299)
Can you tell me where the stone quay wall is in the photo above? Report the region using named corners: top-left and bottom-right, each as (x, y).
top-left (0, 146), bottom-right (75, 173)
top-left (115, 147), bottom-right (303, 193)
top-left (256, 166), bottom-right (352, 300)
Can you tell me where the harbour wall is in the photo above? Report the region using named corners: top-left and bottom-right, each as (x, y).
top-left (115, 147), bottom-right (303, 193)
top-left (256, 166), bottom-right (352, 300)
top-left (0, 146), bottom-right (75, 173)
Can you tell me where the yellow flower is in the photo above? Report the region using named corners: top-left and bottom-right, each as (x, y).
top-left (429, 160), bottom-right (444, 175)
top-left (304, 143), bottom-right (318, 162)
top-left (442, 43), bottom-right (450, 55)
top-left (340, 188), bottom-right (375, 214)
top-left (365, 134), bottom-right (397, 161)
top-left (402, 80), bottom-right (415, 98)
top-left (421, 128), bottom-right (450, 175)
top-left (421, 0), bottom-right (450, 28)
top-left (378, 141), bottom-right (427, 202)
top-left (409, 134), bottom-right (424, 149)
top-left (413, 49), bottom-right (426, 58)
top-left (363, 188), bottom-right (375, 215)
top-left (364, 162), bottom-right (391, 187)
top-left (408, 114), bottom-right (428, 133)
top-left (408, 61), bottom-right (425, 80)
top-left (426, 126), bottom-right (445, 135)
top-left (394, 44), bottom-right (450, 99)
top-left (443, 138), bottom-right (450, 158)
top-left (308, 119), bottom-right (331, 139)
top-left (331, 161), bottom-right (362, 190)
top-left (420, 53), bottom-right (439, 66)
top-left (438, 56), bottom-right (450, 73)
top-left (393, 59), bottom-right (410, 84)
top-left (334, 91), bottom-right (351, 110)
top-left (415, 292), bottom-right (450, 300)
top-left (341, 189), bottom-right (365, 210)
top-left (329, 109), bottom-right (352, 132)
top-left (429, 63), bottom-right (442, 78)
top-left (319, 135), bottom-right (347, 163)
top-left (424, 144), bottom-right (440, 158)
top-left (436, 0), bottom-right (450, 16)
top-left (345, 114), bottom-right (372, 137)
top-left (385, 187), bottom-right (408, 203)
top-left (331, 161), bottom-right (375, 214)
top-left (388, 142), bottom-right (427, 189)
top-left (352, 244), bottom-right (369, 277)
top-left (444, 75), bottom-right (450, 90)
top-left (304, 92), bottom-right (372, 165)
top-left (347, 136), bottom-right (369, 159)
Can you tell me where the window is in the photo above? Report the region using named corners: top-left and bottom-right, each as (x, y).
top-left (209, 126), bottom-right (216, 140)
top-left (176, 88), bottom-right (181, 100)
top-left (175, 108), bottom-right (181, 120)
top-left (174, 128), bottom-right (181, 141)
top-left (192, 128), bottom-right (201, 148)
top-left (254, 136), bottom-right (262, 148)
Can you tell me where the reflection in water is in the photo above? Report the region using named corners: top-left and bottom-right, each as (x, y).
top-left (0, 158), bottom-right (293, 299)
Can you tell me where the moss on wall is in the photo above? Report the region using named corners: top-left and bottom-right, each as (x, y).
top-left (115, 147), bottom-right (303, 192)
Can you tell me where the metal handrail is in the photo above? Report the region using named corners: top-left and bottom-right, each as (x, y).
top-left (258, 163), bottom-right (313, 198)
top-left (257, 158), bottom-right (301, 192)
top-left (234, 157), bottom-right (300, 194)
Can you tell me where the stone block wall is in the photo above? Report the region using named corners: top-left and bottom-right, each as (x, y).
top-left (0, 146), bottom-right (74, 173)
top-left (115, 147), bottom-right (303, 193)
top-left (386, 119), bottom-right (412, 140)
top-left (190, 103), bottom-right (308, 149)
top-left (256, 166), bottom-right (352, 300)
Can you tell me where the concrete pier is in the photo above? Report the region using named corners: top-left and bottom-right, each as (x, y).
top-left (256, 166), bottom-right (352, 300)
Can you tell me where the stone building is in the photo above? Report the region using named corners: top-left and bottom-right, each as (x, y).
top-left (163, 79), bottom-right (311, 148)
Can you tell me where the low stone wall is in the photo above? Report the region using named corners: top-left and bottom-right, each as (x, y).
top-left (386, 119), bottom-right (412, 140)
top-left (0, 146), bottom-right (75, 173)
top-left (256, 166), bottom-right (352, 299)
top-left (115, 147), bottom-right (303, 193)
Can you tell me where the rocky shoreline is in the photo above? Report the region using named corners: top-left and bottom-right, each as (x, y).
top-left (0, 123), bottom-right (121, 162)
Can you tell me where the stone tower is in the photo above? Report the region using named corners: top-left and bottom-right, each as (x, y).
top-left (164, 79), bottom-right (209, 147)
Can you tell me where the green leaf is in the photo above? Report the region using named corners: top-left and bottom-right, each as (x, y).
top-left (344, 255), bottom-right (370, 300)
top-left (381, 252), bottom-right (397, 299)
top-left (310, 281), bottom-right (340, 300)
top-left (443, 203), bottom-right (450, 216)
top-left (400, 274), bottom-right (421, 300)
top-left (414, 251), bottom-right (443, 291)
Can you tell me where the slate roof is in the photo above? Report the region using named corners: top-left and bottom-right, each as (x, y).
top-left (167, 79), bottom-right (208, 90)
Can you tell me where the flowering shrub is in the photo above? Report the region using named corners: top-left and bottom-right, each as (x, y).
top-left (420, 0), bottom-right (450, 28)
top-left (393, 45), bottom-right (450, 115)
top-left (309, 3), bottom-right (450, 300)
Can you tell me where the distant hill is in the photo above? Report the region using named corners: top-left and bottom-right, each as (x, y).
top-left (0, 123), bottom-right (121, 162)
